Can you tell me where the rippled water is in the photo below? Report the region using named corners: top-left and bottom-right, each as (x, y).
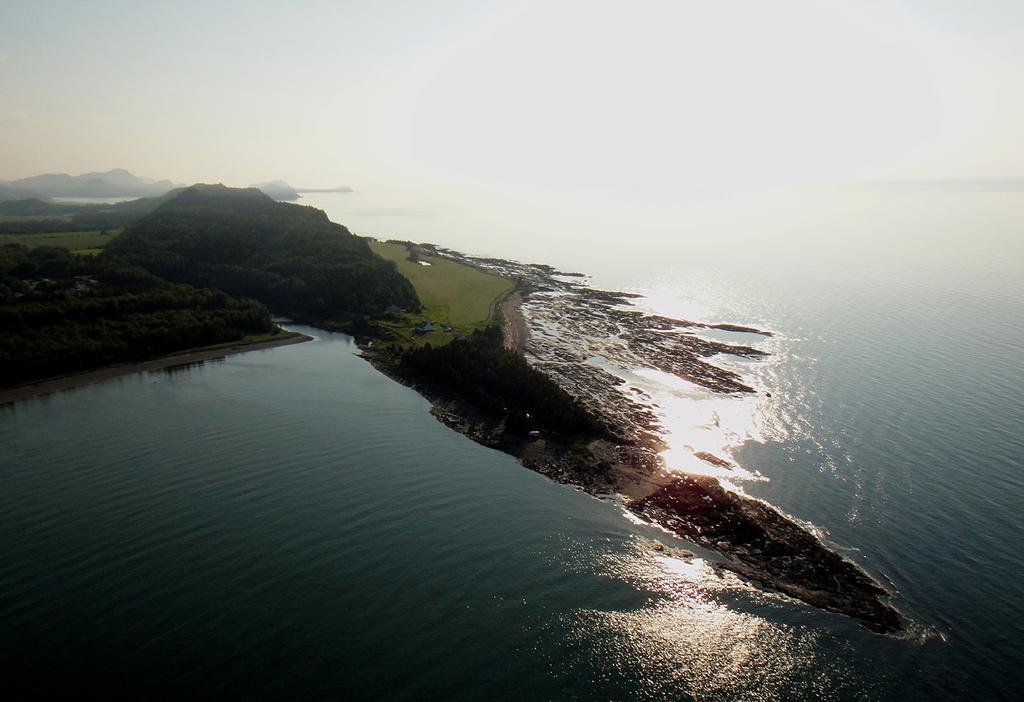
top-left (0, 330), bottom-right (865, 699)
top-left (3, 188), bottom-right (1022, 699)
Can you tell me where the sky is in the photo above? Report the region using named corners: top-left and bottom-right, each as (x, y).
top-left (1, 0), bottom-right (1023, 193)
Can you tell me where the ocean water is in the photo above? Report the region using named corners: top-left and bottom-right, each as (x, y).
top-left (2, 187), bottom-right (1022, 699)
top-left (50, 196), bottom-right (142, 205)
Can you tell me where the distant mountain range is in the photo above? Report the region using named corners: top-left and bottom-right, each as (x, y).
top-left (0, 169), bottom-right (355, 203)
top-left (0, 169), bottom-right (181, 201)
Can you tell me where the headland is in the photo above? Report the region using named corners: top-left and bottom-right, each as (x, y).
top-left (362, 243), bottom-right (902, 633)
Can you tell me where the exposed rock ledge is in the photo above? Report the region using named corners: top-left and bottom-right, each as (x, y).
top-left (371, 247), bottom-right (902, 634)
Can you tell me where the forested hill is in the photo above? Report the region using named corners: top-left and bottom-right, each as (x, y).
top-left (0, 191), bottom-right (180, 234)
top-left (105, 184), bottom-right (420, 321)
top-left (0, 244), bottom-right (275, 386)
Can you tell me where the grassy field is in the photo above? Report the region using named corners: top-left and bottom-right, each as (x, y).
top-left (0, 228), bottom-right (122, 254)
top-left (369, 240), bottom-right (514, 347)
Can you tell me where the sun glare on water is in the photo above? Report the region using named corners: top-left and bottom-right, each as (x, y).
top-left (554, 537), bottom-right (847, 701)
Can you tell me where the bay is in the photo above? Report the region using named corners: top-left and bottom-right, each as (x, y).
top-left (2, 184), bottom-right (1022, 699)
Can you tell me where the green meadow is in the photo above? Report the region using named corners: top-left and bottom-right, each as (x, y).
top-left (369, 240), bottom-right (514, 346)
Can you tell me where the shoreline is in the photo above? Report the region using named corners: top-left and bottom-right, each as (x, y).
top-left (390, 376), bottom-right (902, 633)
top-left (366, 248), bottom-right (902, 633)
top-left (0, 332), bottom-right (313, 406)
top-left (500, 290), bottom-right (529, 352)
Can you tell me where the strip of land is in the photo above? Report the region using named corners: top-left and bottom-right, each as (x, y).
top-left (501, 291), bottom-right (529, 352)
top-left (369, 244), bottom-right (902, 634)
top-left (0, 332), bottom-right (311, 406)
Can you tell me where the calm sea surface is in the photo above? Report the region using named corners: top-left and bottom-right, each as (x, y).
top-left (2, 187), bottom-right (1022, 699)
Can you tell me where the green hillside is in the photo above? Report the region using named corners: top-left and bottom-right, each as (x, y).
top-left (0, 244), bottom-right (276, 386)
top-left (106, 185), bottom-right (420, 322)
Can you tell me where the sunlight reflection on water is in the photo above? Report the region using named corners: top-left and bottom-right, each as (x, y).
top-left (553, 538), bottom-right (854, 701)
top-left (619, 287), bottom-right (836, 491)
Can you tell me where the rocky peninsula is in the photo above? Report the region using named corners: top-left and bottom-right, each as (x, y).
top-left (370, 245), bottom-right (903, 634)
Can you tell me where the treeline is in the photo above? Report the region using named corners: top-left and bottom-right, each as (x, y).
top-left (0, 193), bottom-right (177, 235)
top-left (397, 325), bottom-right (604, 438)
top-left (0, 244), bottom-right (275, 386)
top-left (0, 218), bottom-right (92, 235)
top-left (106, 185), bottom-right (420, 321)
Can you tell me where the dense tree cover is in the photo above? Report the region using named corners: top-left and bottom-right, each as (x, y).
top-left (105, 185), bottom-right (420, 320)
top-left (0, 185), bottom-right (421, 386)
top-left (0, 244), bottom-right (275, 386)
top-left (0, 193), bottom-right (176, 234)
top-left (397, 325), bottom-right (605, 438)
top-left (0, 218), bottom-right (87, 235)
top-left (71, 192), bottom-right (180, 231)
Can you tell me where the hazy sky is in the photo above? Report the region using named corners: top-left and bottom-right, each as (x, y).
top-left (1, 0), bottom-right (1022, 192)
